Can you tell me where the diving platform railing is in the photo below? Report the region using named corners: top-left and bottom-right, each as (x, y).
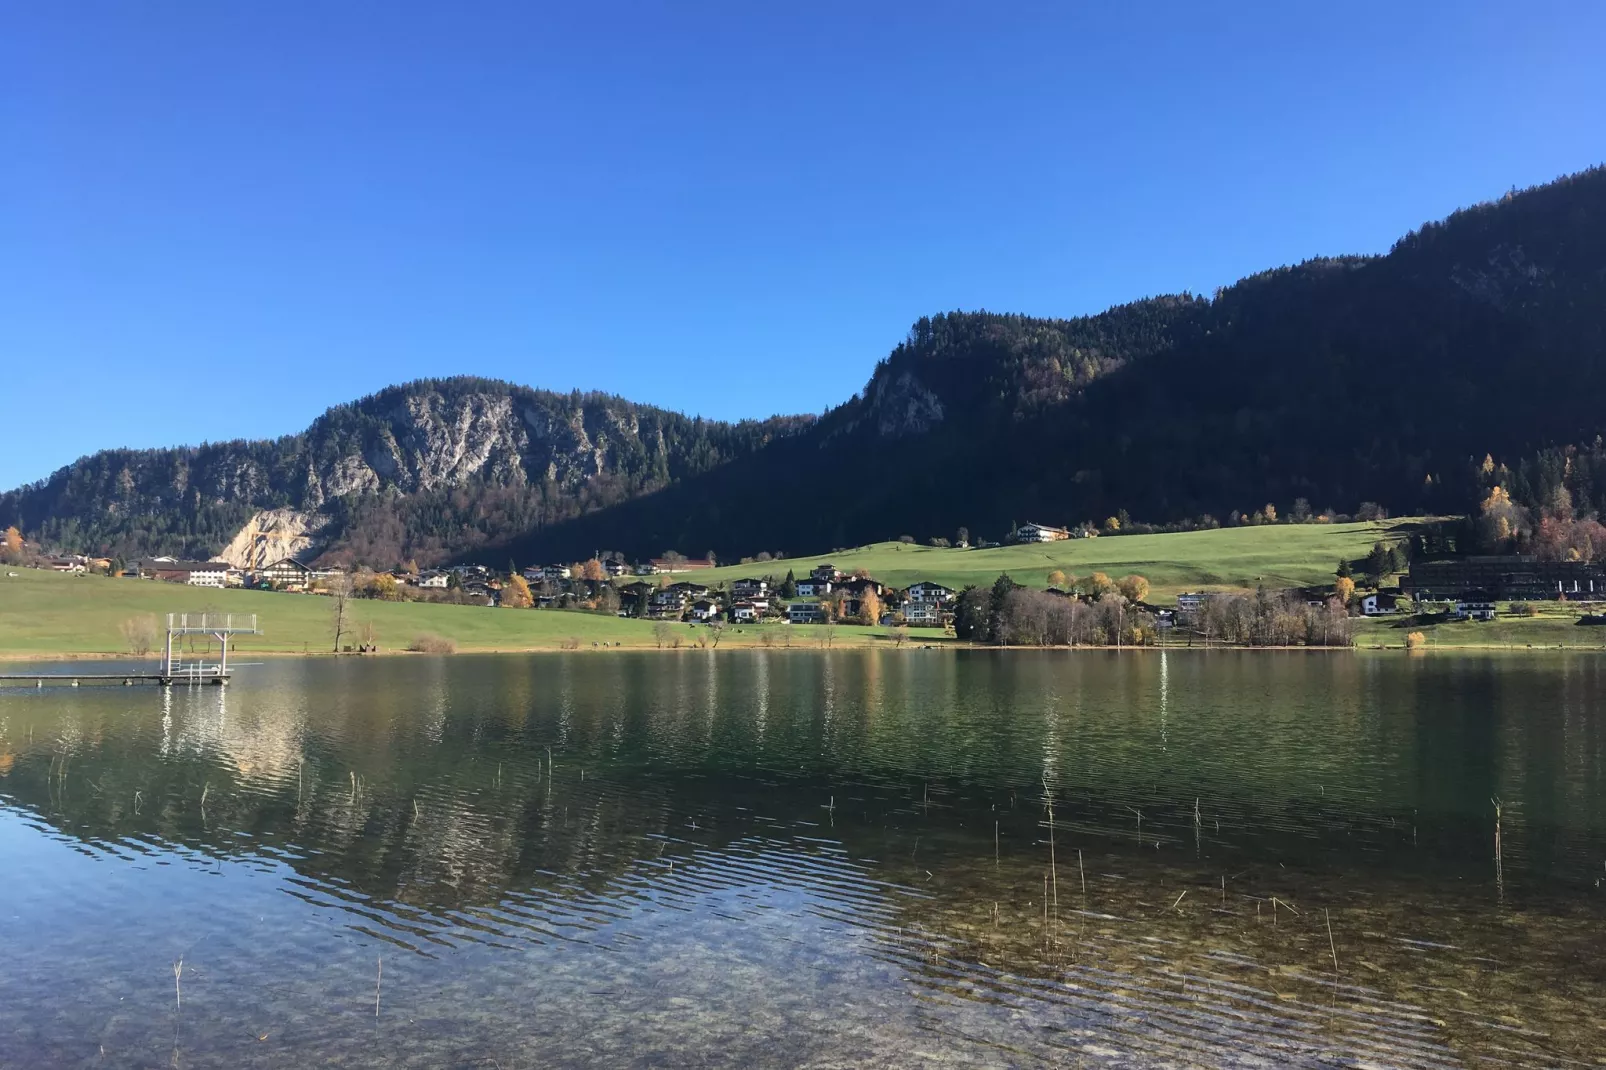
top-left (161, 612), bottom-right (260, 684)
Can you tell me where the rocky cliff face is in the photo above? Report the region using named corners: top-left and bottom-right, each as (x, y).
top-left (1, 378), bottom-right (810, 563)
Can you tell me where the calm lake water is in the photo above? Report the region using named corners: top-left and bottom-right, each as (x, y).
top-left (1, 651), bottom-right (1604, 1067)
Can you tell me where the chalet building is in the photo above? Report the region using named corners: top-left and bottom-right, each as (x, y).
top-left (788, 602), bottom-right (828, 624)
top-left (603, 559), bottom-right (628, 577)
top-left (416, 571), bottom-right (449, 589)
top-left (140, 559), bottom-right (235, 587)
top-left (541, 564), bottom-right (572, 581)
top-left (689, 598), bottom-right (721, 622)
top-left (794, 577), bottom-right (833, 597)
top-left (731, 577), bottom-right (769, 599)
top-left (1406, 556), bottom-right (1606, 601)
top-left (1175, 592), bottom-right (1213, 622)
top-left (903, 602), bottom-right (944, 626)
top-left (47, 557), bottom-right (87, 573)
top-left (810, 564), bottom-right (841, 583)
top-left (837, 577), bottom-right (886, 598)
top-left (1011, 522), bottom-right (1071, 543)
top-left (904, 581), bottom-right (954, 603)
top-left (1357, 592), bottom-right (1400, 617)
top-left (649, 557), bottom-right (715, 574)
top-left (1455, 592), bottom-right (1497, 621)
top-left (729, 601), bottom-right (760, 623)
top-left (252, 558), bottom-right (340, 591)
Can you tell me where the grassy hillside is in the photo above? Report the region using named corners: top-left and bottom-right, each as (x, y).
top-left (687, 519), bottom-right (1425, 599)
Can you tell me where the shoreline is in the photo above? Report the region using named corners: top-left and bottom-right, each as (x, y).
top-left (3, 642), bottom-right (1599, 663)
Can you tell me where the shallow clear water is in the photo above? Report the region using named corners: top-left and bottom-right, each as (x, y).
top-left (1, 650), bottom-right (1604, 1067)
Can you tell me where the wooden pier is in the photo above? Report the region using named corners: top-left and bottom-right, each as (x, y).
top-left (0, 672), bottom-right (222, 687)
top-left (2, 612), bottom-right (260, 687)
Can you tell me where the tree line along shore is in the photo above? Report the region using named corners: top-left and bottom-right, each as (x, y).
top-left (5, 519), bottom-right (1605, 658)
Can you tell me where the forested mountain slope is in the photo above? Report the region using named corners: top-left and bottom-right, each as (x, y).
top-left (1, 380), bottom-right (810, 563)
top-left (6, 166), bottom-right (1604, 566)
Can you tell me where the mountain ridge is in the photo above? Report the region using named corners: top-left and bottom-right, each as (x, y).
top-left (6, 165), bottom-right (1604, 566)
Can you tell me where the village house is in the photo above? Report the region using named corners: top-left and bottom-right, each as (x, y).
top-left (729, 601), bottom-right (760, 623)
top-left (688, 598), bottom-right (722, 622)
top-left (1011, 522), bottom-right (1071, 543)
top-left (1455, 591), bottom-right (1497, 621)
top-left (1357, 592), bottom-right (1400, 617)
top-left (794, 577), bottom-right (833, 597)
top-left (902, 602), bottom-right (945, 626)
top-left (650, 557), bottom-right (715, 574)
top-left (541, 564), bottom-right (572, 581)
top-left (47, 556), bottom-right (87, 573)
top-left (416, 570), bottom-right (449, 589)
top-left (603, 559), bottom-right (628, 577)
top-left (731, 577), bottom-right (769, 599)
top-left (904, 581), bottom-right (954, 603)
top-left (140, 559), bottom-right (235, 587)
top-left (810, 563), bottom-right (842, 583)
top-left (1175, 592), bottom-right (1212, 623)
top-left (787, 602), bottom-right (828, 624)
top-left (837, 576), bottom-right (887, 598)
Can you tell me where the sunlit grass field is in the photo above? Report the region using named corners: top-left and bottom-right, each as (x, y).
top-left (677, 518), bottom-right (1426, 599)
top-left (0, 568), bottom-right (914, 656)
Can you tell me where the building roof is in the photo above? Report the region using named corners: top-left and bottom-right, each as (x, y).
top-left (144, 558), bottom-right (234, 572)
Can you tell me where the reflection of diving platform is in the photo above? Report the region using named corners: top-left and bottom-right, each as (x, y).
top-left (161, 613), bottom-right (259, 684)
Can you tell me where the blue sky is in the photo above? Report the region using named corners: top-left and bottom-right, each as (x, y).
top-left (3, 1), bottom-right (1603, 489)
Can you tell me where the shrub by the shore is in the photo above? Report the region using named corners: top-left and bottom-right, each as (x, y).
top-left (408, 633), bottom-right (457, 654)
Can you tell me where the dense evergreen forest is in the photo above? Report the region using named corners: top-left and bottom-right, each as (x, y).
top-left (5, 166), bottom-right (1605, 566)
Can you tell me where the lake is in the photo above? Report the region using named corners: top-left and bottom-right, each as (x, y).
top-left (1, 651), bottom-right (1604, 1067)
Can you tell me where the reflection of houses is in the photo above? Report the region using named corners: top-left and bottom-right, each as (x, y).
top-left (1406, 556), bottom-right (1606, 601)
top-left (787, 602), bottom-right (827, 624)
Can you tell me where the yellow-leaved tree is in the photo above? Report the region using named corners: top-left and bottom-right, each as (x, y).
top-left (502, 574), bottom-right (534, 608)
top-left (1117, 574), bottom-right (1150, 603)
top-left (1334, 575), bottom-right (1355, 605)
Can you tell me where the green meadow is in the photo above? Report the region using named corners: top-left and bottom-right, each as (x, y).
top-left (680, 518), bottom-right (1427, 599)
top-left (0, 568), bottom-right (911, 657)
top-left (8, 517), bottom-right (1602, 657)
top-left (1354, 602), bottom-right (1606, 651)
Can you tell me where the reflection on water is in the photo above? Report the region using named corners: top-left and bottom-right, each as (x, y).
top-left (1, 651), bottom-right (1604, 1066)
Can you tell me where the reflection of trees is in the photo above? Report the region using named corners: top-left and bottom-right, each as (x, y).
top-left (4, 651), bottom-right (1606, 1062)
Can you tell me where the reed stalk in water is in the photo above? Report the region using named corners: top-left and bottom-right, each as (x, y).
top-left (172, 957), bottom-right (183, 1011)
top-left (374, 954), bottom-right (382, 1018)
